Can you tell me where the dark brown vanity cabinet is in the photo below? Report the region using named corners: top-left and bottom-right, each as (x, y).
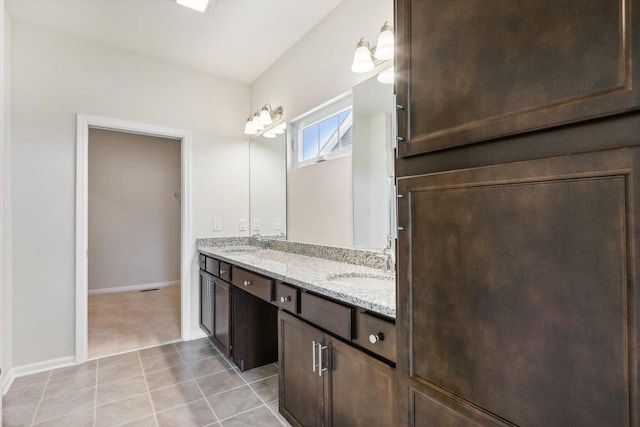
top-left (211, 277), bottom-right (231, 357)
top-left (396, 148), bottom-right (640, 426)
top-left (199, 270), bottom-right (214, 337)
top-left (395, 0), bottom-right (640, 158)
top-left (279, 312), bottom-right (396, 427)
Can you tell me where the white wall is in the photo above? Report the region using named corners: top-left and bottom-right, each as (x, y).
top-left (88, 129), bottom-right (181, 292)
top-left (250, 0), bottom-right (393, 246)
top-left (1, 0), bottom-right (12, 395)
top-left (10, 21), bottom-right (250, 366)
top-left (287, 155), bottom-right (353, 247)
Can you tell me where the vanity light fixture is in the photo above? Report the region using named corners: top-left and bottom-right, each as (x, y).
top-left (263, 123), bottom-right (287, 139)
top-left (351, 21), bottom-right (395, 84)
top-left (244, 104), bottom-right (284, 135)
top-left (176, 0), bottom-right (216, 13)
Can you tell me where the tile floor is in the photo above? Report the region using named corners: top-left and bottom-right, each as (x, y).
top-left (89, 285), bottom-right (181, 359)
top-left (2, 338), bottom-right (291, 427)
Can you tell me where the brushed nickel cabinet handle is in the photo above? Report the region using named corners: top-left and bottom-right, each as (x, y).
top-left (280, 296), bottom-right (291, 303)
top-left (312, 340), bottom-right (317, 373)
top-left (369, 333), bottom-right (384, 344)
top-left (243, 280), bottom-right (252, 286)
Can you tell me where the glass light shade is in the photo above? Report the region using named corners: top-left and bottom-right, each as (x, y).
top-left (351, 39), bottom-right (374, 73)
top-left (244, 118), bottom-right (258, 135)
top-left (176, 0), bottom-right (213, 13)
top-left (251, 114), bottom-right (265, 131)
top-left (274, 123), bottom-right (286, 134)
top-left (263, 130), bottom-right (277, 138)
top-left (377, 66), bottom-right (395, 84)
top-left (374, 22), bottom-right (394, 61)
top-left (259, 106), bottom-right (273, 126)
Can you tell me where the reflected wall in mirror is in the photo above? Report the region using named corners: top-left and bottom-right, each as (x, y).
top-left (249, 131), bottom-right (287, 237)
top-left (286, 74), bottom-right (395, 249)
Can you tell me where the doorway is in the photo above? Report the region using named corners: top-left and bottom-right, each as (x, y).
top-left (75, 115), bottom-right (192, 364)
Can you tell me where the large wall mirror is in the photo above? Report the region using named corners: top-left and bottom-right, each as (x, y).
top-left (249, 131), bottom-right (287, 237)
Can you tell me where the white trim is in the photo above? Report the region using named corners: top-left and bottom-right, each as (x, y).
top-left (3, 356), bottom-right (76, 395)
top-left (75, 114), bottom-right (193, 365)
top-left (87, 280), bottom-right (180, 295)
top-left (191, 329), bottom-right (207, 340)
top-left (2, 369), bottom-right (15, 396)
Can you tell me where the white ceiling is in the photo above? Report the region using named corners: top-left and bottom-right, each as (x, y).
top-left (5, 0), bottom-right (344, 83)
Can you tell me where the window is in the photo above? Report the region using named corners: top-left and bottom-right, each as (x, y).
top-left (290, 94), bottom-right (353, 168)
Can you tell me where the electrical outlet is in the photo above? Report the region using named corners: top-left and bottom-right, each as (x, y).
top-left (252, 218), bottom-right (260, 231)
top-left (213, 218), bottom-right (222, 232)
top-left (239, 218), bottom-right (247, 231)
top-left (274, 218), bottom-right (282, 230)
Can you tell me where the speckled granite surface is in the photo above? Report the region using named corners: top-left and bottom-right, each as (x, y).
top-left (197, 244), bottom-right (396, 318)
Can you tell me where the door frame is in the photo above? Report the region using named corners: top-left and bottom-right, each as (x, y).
top-left (75, 114), bottom-right (193, 363)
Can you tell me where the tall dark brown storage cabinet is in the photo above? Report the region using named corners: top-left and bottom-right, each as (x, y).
top-left (394, 1), bottom-right (640, 425)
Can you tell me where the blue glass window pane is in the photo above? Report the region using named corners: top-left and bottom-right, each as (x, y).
top-left (302, 125), bottom-right (318, 161)
top-left (318, 116), bottom-right (339, 150)
top-left (338, 108), bottom-right (351, 124)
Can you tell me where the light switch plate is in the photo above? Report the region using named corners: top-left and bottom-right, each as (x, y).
top-left (239, 218), bottom-right (247, 231)
top-left (213, 218), bottom-right (222, 231)
top-left (252, 218), bottom-right (260, 231)
top-left (274, 219), bottom-right (282, 230)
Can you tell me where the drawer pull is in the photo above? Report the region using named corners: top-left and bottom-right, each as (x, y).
top-left (369, 333), bottom-right (384, 344)
top-left (280, 296), bottom-right (291, 303)
top-left (220, 269), bottom-right (227, 275)
top-left (243, 280), bottom-right (252, 286)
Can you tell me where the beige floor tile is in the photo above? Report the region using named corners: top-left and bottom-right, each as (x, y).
top-left (138, 343), bottom-right (178, 360)
top-left (179, 344), bottom-right (219, 362)
top-left (33, 408), bottom-right (95, 427)
top-left (249, 375), bottom-right (279, 403)
top-left (49, 361), bottom-right (97, 381)
top-left (34, 387), bottom-right (95, 424)
top-left (144, 365), bottom-right (193, 391)
top-left (98, 360), bottom-right (143, 385)
top-left (2, 400), bottom-right (39, 427)
top-left (220, 405), bottom-right (283, 427)
top-left (96, 351), bottom-right (140, 369)
top-left (155, 399), bottom-right (217, 427)
top-left (95, 393), bottom-right (153, 427)
top-left (196, 370), bottom-right (244, 397)
top-left (141, 352), bottom-right (185, 373)
top-left (97, 375), bottom-right (148, 406)
top-left (238, 363), bottom-right (278, 383)
top-left (10, 371), bottom-right (51, 390)
top-left (173, 338), bottom-right (211, 352)
top-left (186, 355), bottom-right (231, 379)
top-left (149, 380), bottom-right (203, 412)
top-left (207, 385), bottom-right (262, 420)
top-left (117, 415), bottom-right (158, 426)
top-left (89, 285), bottom-right (180, 359)
top-left (43, 370), bottom-right (97, 398)
top-left (3, 382), bottom-right (47, 408)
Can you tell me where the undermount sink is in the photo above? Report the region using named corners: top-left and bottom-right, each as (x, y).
top-left (222, 246), bottom-right (260, 254)
top-left (326, 273), bottom-right (395, 290)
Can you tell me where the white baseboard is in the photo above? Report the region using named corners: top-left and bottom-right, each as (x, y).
top-left (2, 369), bottom-right (15, 396)
top-left (3, 356), bottom-right (75, 395)
top-left (191, 329), bottom-right (207, 340)
top-left (88, 280), bottom-right (180, 295)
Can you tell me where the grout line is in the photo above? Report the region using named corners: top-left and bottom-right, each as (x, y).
top-left (88, 338), bottom-right (182, 362)
top-left (235, 367), bottom-right (287, 426)
top-left (174, 344), bottom-right (222, 425)
top-left (137, 352), bottom-right (160, 427)
top-left (216, 402), bottom-right (266, 422)
top-left (29, 370), bottom-right (52, 426)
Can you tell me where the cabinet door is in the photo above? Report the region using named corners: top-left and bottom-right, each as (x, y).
top-left (213, 278), bottom-right (231, 356)
top-left (278, 312), bottom-right (324, 427)
top-left (199, 271), bottom-right (213, 337)
top-left (396, 0), bottom-right (640, 157)
top-left (324, 336), bottom-right (396, 427)
top-left (397, 148), bottom-right (640, 426)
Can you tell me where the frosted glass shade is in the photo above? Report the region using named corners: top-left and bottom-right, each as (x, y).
top-left (351, 39), bottom-right (374, 73)
top-left (374, 22), bottom-right (394, 61)
top-left (259, 107), bottom-right (273, 126)
top-left (244, 118), bottom-right (258, 135)
top-left (377, 66), bottom-right (394, 84)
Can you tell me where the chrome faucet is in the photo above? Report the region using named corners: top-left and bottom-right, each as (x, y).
top-left (253, 233), bottom-right (267, 250)
top-left (378, 245), bottom-right (395, 274)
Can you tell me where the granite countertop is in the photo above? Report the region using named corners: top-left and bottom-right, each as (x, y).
top-left (197, 245), bottom-right (396, 318)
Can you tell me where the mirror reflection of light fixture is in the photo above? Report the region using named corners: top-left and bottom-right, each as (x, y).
top-left (244, 104), bottom-right (284, 135)
top-left (351, 21), bottom-right (395, 85)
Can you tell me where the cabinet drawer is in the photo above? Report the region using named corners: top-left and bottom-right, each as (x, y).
top-left (199, 254), bottom-right (206, 270)
top-left (205, 257), bottom-right (219, 277)
top-left (300, 292), bottom-right (352, 340)
top-left (353, 311), bottom-right (396, 363)
top-left (275, 282), bottom-right (299, 313)
top-left (232, 267), bottom-right (273, 302)
top-left (219, 262), bottom-right (231, 282)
